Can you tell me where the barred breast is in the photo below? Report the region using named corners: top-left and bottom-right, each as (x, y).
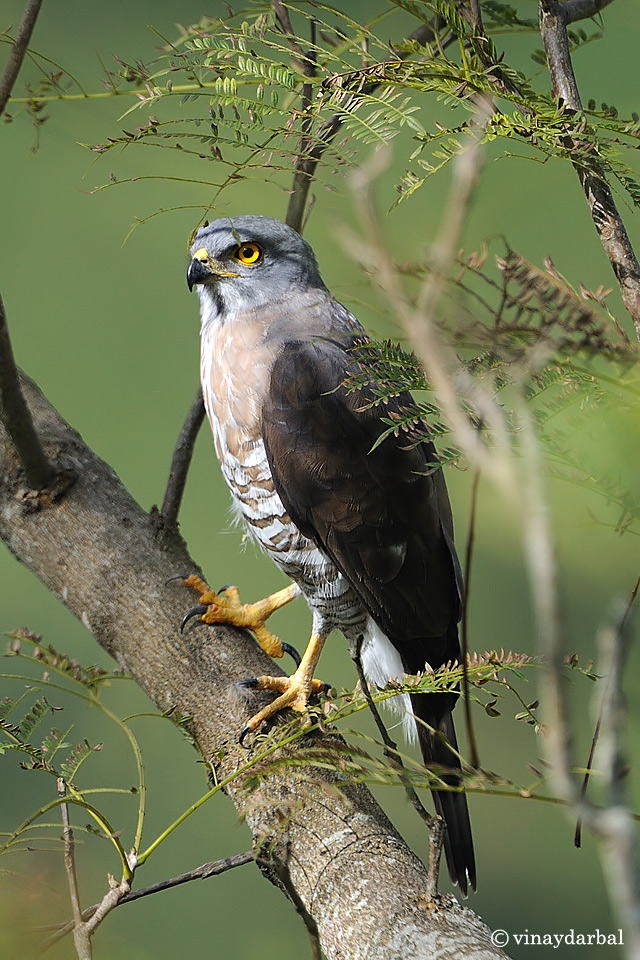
top-left (199, 312), bottom-right (365, 632)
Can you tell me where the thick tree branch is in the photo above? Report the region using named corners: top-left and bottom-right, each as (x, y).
top-left (538, 0), bottom-right (640, 338)
top-left (0, 0), bottom-right (43, 116)
top-left (0, 372), bottom-right (507, 960)
top-left (0, 292), bottom-right (56, 489)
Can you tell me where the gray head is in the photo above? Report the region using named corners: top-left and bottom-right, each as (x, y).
top-left (187, 215), bottom-right (326, 320)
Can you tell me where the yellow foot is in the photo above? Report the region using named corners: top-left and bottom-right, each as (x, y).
top-left (180, 574), bottom-right (301, 663)
top-left (238, 632), bottom-right (330, 745)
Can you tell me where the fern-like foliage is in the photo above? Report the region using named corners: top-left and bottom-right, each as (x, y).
top-left (242, 650), bottom-right (600, 798)
top-left (10, 2), bottom-right (637, 220)
top-left (343, 241), bottom-right (639, 532)
top-left (1, 632), bottom-right (114, 788)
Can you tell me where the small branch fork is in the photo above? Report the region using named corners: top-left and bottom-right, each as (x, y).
top-left (54, 779), bottom-right (131, 959)
top-left (40, 848), bottom-right (254, 953)
top-left (538, 0), bottom-right (640, 339)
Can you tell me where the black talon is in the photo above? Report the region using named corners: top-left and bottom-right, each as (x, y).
top-left (238, 724), bottom-right (252, 747)
top-left (180, 604), bottom-right (209, 632)
top-left (281, 642), bottom-right (302, 668)
top-left (166, 572), bottom-right (193, 586)
top-left (237, 678), bottom-right (260, 689)
top-left (218, 584), bottom-right (232, 594)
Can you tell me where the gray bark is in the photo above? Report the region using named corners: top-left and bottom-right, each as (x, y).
top-left (0, 372), bottom-right (507, 960)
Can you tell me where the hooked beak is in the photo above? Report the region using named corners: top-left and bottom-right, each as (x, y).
top-left (187, 247), bottom-right (240, 291)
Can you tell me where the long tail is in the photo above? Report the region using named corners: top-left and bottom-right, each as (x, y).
top-left (411, 694), bottom-right (476, 895)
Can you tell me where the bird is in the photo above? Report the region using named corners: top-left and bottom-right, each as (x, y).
top-left (184, 214), bottom-right (476, 893)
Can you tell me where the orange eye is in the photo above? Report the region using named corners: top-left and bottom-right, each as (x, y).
top-left (234, 242), bottom-right (263, 265)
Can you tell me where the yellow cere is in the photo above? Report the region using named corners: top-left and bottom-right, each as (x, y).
top-left (193, 248), bottom-right (210, 262)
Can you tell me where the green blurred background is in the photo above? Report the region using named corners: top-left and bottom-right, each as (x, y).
top-left (1, 2), bottom-right (639, 958)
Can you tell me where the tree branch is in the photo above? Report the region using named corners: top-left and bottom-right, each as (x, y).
top-left (160, 386), bottom-right (205, 528)
top-left (0, 371), bottom-right (508, 960)
top-left (42, 851), bottom-right (255, 951)
top-left (538, 0), bottom-right (640, 338)
top-left (57, 779), bottom-right (87, 959)
top-left (350, 643), bottom-right (444, 901)
top-left (119, 850), bottom-right (254, 904)
top-left (0, 292), bottom-right (57, 489)
top-left (283, 19), bottom-right (448, 233)
top-left (0, 0), bottom-right (43, 116)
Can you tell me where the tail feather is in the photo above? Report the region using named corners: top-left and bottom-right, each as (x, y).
top-left (411, 694), bottom-right (476, 895)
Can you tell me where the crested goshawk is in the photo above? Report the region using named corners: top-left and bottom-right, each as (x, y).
top-left (184, 215), bottom-right (475, 893)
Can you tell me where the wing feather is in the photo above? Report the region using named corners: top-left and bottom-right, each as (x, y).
top-left (261, 335), bottom-right (462, 672)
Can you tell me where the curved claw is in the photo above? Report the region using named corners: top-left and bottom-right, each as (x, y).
top-left (281, 642), bottom-right (302, 668)
top-left (166, 572), bottom-right (193, 586)
top-left (238, 724), bottom-right (252, 748)
top-left (180, 604), bottom-right (209, 632)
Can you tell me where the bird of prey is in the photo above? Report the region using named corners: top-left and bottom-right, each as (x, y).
top-left (185, 215), bottom-right (476, 893)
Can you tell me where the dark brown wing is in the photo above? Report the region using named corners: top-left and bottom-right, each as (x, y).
top-left (261, 334), bottom-right (476, 893)
top-left (261, 335), bottom-right (462, 672)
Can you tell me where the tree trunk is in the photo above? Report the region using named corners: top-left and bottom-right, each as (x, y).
top-left (0, 372), bottom-right (507, 960)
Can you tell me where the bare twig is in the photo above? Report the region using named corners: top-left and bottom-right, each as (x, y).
top-left (82, 874), bottom-right (130, 941)
top-left (461, 469), bottom-right (481, 769)
top-left (459, 0), bottom-right (532, 109)
top-left (0, 0), bottom-right (43, 116)
top-left (40, 851), bottom-right (254, 952)
top-left (538, 0), bottom-right (640, 338)
top-left (518, 398), bottom-right (573, 795)
top-left (57, 779), bottom-right (87, 960)
top-left (350, 642), bottom-right (444, 898)
top-left (118, 849), bottom-right (253, 902)
top-left (160, 386), bottom-right (205, 528)
top-left (271, 0), bottom-right (307, 66)
top-left (53, 868), bottom-right (130, 958)
top-left (271, 1), bottom-right (319, 234)
top-left (575, 575), bottom-right (640, 847)
top-left (282, 18), bottom-right (449, 233)
top-left (266, 856), bottom-right (323, 960)
top-left (519, 393), bottom-right (640, 953)
top-left (0, 292), bottom-right (56, 489)
top-left (590, 606), bottom-right (640, 956)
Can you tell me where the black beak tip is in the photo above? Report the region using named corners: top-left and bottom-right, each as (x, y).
top-left (187, 257), bottom-right (211, 292)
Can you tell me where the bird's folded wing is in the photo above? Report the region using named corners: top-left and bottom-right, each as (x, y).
top-left (261, 335), bottom-right (462, 670)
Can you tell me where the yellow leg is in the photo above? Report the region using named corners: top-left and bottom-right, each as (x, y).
top-left (182, 574), bottom-right (300, 659)
top-left (239, 632), bottom-right (329, 743)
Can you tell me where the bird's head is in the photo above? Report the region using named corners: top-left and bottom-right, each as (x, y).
top-left (187, 216), bottom-right (326, 321)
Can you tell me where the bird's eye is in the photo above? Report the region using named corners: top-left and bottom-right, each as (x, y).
top-left (233, 242), bottom-right (263, 265)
